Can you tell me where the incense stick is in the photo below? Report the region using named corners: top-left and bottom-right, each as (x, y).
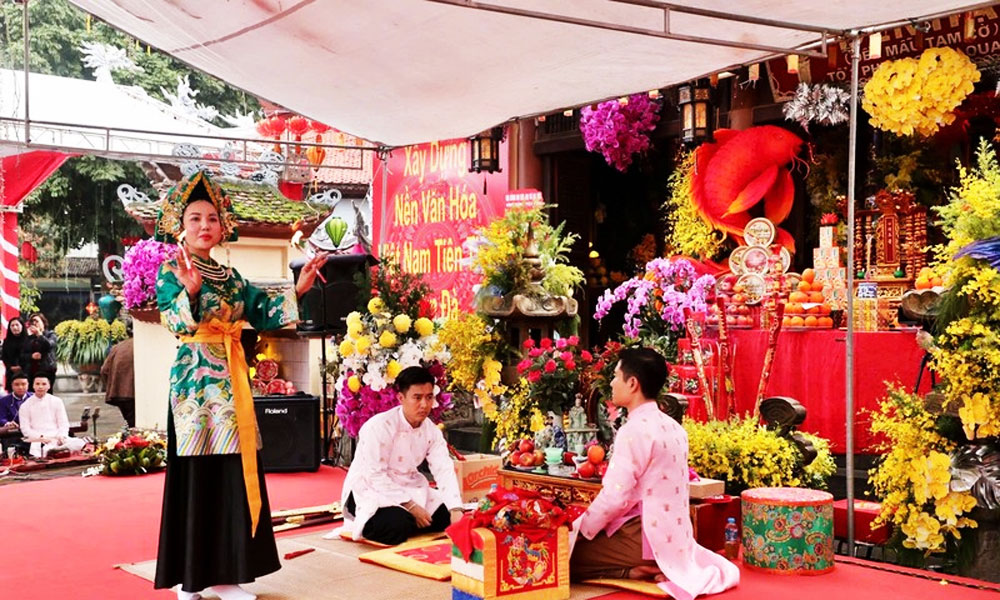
top-left (177, 230), bottom-right (193, 270)
top-left (753, 301), bottom-right (786, 419)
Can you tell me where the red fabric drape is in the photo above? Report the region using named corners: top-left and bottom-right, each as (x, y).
top-left (728, 329), bottom-right (932, 453)
top-left (1, 151), bottom-right (72, 206)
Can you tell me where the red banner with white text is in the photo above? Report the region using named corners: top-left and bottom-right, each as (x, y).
top-left (768, 8), bottom-right (1000, 101)
top-left (372, 138), bottom-right (508, 318)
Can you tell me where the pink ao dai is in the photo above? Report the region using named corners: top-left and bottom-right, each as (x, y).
top-left (578, 401), bottom-right (739, 600)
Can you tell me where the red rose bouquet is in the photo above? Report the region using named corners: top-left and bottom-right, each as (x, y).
top-left (515, 336), bottom-right (592, 414)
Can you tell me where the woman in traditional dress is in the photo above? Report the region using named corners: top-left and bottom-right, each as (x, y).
top-left (151, 171), bottom-right (326, 600)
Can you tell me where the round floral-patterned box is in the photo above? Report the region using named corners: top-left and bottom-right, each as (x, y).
top-left (740, 487), bottom-right (835, 575)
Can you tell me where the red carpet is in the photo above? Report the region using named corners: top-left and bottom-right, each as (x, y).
top-left (1, 466), bottom-right (346, 600)
top-left (4, 466), bottom-right (999, 600)
top-left (594, 556), bottom-right (1000, 599)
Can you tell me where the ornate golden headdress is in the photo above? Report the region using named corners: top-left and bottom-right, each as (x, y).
top-left (154, 170), bottom-right (239, 243)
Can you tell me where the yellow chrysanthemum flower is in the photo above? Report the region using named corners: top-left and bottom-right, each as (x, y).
top-left (378, 330), bottom-right (397, 348)
top-left (355, 336), bottom-right (372, 355)
top-left (347, 375), bottom-right (362, 393)
top-left (338, 339), bottom-right (355, 357)
top-left (414, 317), bottom-right (434, 338)
top-left (392, 314), bottom-right (412, 334)
top-left (386, 360), bottom-right (402, 380)
top-left (367, 297), bottom-right (384, 314)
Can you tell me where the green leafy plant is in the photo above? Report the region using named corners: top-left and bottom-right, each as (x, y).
top-left (54, 318), bottom-right (127, 368)
top-left (470, 206), bottom-right (584, 300)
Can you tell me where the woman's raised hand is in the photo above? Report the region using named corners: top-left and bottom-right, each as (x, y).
top-left (173, 247), bottom-right (202, 299)
top-left (295, 252), bottom-right (329, 297)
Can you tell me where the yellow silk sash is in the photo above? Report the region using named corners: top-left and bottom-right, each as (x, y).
top-left (181, 318), bottom-right (262, 536)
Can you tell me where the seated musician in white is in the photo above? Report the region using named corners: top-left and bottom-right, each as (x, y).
top-left (338, 366), bottom-right (463, 545)
top-left (18, 373), bottom-right (86, 458)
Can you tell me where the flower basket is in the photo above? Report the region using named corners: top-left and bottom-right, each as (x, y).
top-left (95, 428), bottom-right (167, 476)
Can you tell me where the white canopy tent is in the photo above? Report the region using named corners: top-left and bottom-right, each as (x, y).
top-left (65, 0), bottom-right (996, 146)
top-left (59, 0), bottom-right (999, 552)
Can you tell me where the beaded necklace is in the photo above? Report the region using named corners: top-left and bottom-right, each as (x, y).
top-left (191, 254), bottom-right (229, 282)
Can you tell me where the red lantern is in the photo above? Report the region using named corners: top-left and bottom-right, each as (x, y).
top-left (269, 115), bottom-right (287, 138)
top-left (20, 241), bottom-right (37, 263)
top-left (288, 116), bottom-right (310, 138)
top-left (310, 120), bottom-right (331, 134)
top-left (255, 118), bottom-right (273, 138)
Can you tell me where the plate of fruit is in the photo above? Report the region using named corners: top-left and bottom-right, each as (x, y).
top-left (573, 444), bottom-right (609, 481)
top-left (507, 439), bottom-right (545, 471)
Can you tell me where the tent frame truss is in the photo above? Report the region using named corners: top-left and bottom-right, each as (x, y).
top-left (426, 0), bottom-right (833, 57)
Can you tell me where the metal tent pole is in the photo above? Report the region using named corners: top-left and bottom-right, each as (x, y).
top-left (845, 33), bottom-right (861, 557)
top-left (22, 0), bottom-right (30, 146)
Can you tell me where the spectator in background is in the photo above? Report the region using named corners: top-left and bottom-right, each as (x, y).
top-left (102, 330), bottom-right (135, 427)
top-left (2, 317), bottom-right (26, 391)
top-left (27, 313), bottom-right (58, 373)
top-left (20, 318), bottom-right (53, 384)
top-left (0, 371), bottom-right (32, 455)
top-left (18, 372), bottom-right (85, 458)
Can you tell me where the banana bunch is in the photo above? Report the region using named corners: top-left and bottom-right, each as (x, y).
top-left (325, 217), bottom-right (348, 247)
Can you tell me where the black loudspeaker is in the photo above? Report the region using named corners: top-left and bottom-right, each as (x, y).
top-left (254, 395), bottom-right (320, 472)
top-left (291, 253), bottom-right (375, 334)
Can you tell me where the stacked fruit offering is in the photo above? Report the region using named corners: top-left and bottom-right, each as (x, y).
top-left (714, 274), bottom-right (754, 328)
top-left (782, 268), bottom-right (834, 328)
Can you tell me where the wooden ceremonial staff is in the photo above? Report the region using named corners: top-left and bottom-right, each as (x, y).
top-left (271, 502), bottom-right (342, 532)
top-left (684, 310), bottom-right (715, 421)
top-left (715, 296), bottom-right (735, 419)
top-left (753, 301), bottom-right (786, 419)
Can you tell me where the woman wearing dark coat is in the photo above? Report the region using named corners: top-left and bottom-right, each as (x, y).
top-left (2, 317), bottom-right (26, 392)
top-left (20, 314), bottom-right (56, 383)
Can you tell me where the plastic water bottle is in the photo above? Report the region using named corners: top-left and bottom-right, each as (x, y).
top-left (723, 517), bottom-right (740, 560)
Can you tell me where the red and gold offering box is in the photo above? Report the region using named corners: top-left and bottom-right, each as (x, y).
top-left (451, 526), bottom-right (569, 600)
top-left (832, 499), bottom-right (889, 545)
top-left (454, 454), bottom-right (502, 503)
top-left (741, 487), bottom-right (835, 575)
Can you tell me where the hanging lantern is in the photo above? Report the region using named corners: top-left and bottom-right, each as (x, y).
top-left (20, 241), bottom-right (37, 263)
top-left (255, 118), bottom-right (273, 138)
top-left (468, 126), bottom-right (504, 174)
top-left (310, 120), bottom-right (331, 134)
top-left (306, 145), bottom-right (327, 169)
top-left (269, 115), bottom-right (287, 138)
top-left (288, 116), bottom-right (310, 138)
top-left (85, 300), bottom-right (99, 317)
top-left (678, 82), bottom-right (712, 144)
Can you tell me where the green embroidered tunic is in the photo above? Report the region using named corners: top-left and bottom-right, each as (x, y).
top-left (156, 257), bottom-right (298, 456)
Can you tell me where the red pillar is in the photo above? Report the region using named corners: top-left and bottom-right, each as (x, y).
top-left (0, 211), bottom-right (20, 329)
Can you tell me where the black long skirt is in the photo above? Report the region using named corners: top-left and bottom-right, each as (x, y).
top-left (154, 413), bottom-right (280, 592)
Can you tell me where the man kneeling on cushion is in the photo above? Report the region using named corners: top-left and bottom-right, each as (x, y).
top-left (341, 366), bottom-right (463, 545)
top-left (571, 348), bottom-right (739, 600)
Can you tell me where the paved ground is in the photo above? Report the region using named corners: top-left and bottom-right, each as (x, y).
top-left (62, 390), bottom-right (129, 439)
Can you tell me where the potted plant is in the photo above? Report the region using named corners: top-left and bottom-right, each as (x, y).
top-left (54, 318), bottom-right (127, 391)
top-left (121, 238), bottom-right (177, 322)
